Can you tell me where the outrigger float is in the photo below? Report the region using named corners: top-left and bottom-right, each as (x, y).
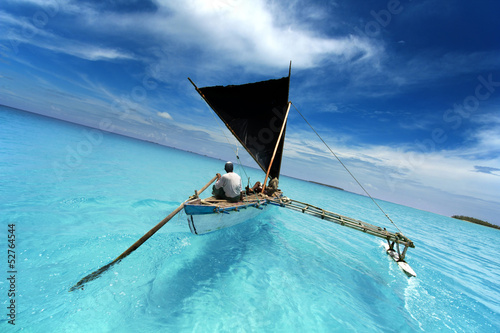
top-left (70, 64), bottom-right (415, 291)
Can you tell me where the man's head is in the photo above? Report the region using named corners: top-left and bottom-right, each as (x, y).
top-left (224, 161), bottom-right (233, 173)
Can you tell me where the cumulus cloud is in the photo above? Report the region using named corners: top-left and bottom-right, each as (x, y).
top-left (2, 0), bottom-right (383, 79)
top-left (282, 124), bottom-right (500, 207)
top-left (157, 111), bottom-right (173, 120)
top-left (151, 0), bottom-right (378, 69)
top-left (53, 0), bottom-right (379, 71)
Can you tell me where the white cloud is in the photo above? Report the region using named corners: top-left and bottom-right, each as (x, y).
top-left (5, 0), bottom-right (91, 17)
top-left (156, 0), bottom-right (377, 69)
top-left (0, 10), bottom-right (136, 62)
top-left (157, 111), bottom-right (173, 120)
top-left (281, 124), bottom-right (500, 219)
top-left (2, 1), bottom-right (382, 82)
top-left (468, 114), bottom-right (500, 152)
top-left (68, 0), bottom-right (380, 71)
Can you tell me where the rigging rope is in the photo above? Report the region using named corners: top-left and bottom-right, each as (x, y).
top-left (291, 103), bottom-right (403, 234)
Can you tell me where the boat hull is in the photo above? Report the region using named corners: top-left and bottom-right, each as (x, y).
top-left (184, 198), bottom-right (269, 235)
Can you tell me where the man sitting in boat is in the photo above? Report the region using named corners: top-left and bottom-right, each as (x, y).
top-left (212, 161), bottom-right (242, 202)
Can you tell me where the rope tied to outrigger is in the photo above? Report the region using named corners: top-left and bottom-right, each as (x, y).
top-left (291, 102), bottom-right (404, 235)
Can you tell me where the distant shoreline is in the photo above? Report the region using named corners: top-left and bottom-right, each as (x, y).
top-left (307, 181), bottom-right (344, 191)
top-left (452, 215), bottom-right (500, 230)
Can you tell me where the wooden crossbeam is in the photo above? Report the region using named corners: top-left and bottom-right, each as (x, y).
top-left (268, 197), bottom-right (414, 249)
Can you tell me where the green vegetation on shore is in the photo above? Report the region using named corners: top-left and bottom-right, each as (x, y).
top-left (308, 181), bottom-right (344, 191)
top-left (452, 215), bottom-right (500, 230)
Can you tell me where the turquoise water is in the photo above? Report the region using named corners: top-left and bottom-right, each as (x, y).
top-left (1, 105), bottom-right (499, 332)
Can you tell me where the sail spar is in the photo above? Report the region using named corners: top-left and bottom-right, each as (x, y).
top-left (192, 76), bottom-right (290, 179)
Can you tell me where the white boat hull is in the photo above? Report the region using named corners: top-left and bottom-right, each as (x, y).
top-left (184, 197), bottom-right (270, 235)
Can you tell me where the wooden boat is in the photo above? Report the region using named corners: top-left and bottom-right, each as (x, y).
top-left (185, 69), bottom-right (291, 234)
top-left (185, 193), bottom-right (272, 235)
top-left (184, 65), bottom-right (417, 277)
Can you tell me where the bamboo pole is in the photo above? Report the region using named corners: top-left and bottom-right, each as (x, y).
top-left (69, 175), bottom-right (217, 292)
top-left (262, 102), bottom-right (291, 193)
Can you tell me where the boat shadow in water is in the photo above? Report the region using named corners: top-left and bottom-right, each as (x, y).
top-left (145, 215), bottom-right (275, 317)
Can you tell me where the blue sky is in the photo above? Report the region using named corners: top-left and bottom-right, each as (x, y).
top-left (1, 0), bottom-right (499, 224)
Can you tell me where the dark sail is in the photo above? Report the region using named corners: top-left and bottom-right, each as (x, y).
top-left (196, 76), bottom-right (290, 179)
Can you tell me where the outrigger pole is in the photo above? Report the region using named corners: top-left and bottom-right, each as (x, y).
top-left (268, 196), bottom-right (416, 276)
top-left (69, 176), bottom-right (218, 291)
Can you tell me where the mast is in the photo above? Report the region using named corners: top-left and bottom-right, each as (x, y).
top-left (262, 102), bottom-right (290, 193)
top-left (262, 61), bottom-right (292, 190)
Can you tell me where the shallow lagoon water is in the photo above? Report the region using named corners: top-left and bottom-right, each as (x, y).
top-left (1, 106), bottom-right (499, 332)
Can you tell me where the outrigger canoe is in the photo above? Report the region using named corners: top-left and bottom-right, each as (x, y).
top-left (70, 64), bottom-right (416, 292)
